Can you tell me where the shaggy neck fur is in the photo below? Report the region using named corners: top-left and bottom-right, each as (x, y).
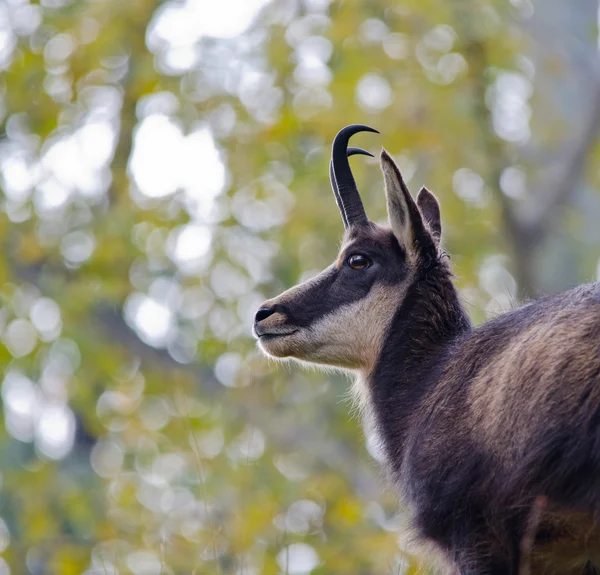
top-left (367, 259), bottom-right (472, 480)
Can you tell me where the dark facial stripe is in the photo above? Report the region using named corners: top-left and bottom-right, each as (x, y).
top-left (281, 265), bottom-right (377, 329)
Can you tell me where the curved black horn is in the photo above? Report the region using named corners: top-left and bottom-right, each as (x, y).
top-left (332, 125), bottom-right (379, 227)
top-left (348, 147), bottom-right (375, 158)
top-left (330, 147), bottom-right (374, 228)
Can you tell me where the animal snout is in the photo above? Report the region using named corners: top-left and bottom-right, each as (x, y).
top-left (253, 302), bottom-right (295, 338)
top-left (253, 302), bottom-right (281, 336)
top-left (255, 305), bottom-right (277, 323)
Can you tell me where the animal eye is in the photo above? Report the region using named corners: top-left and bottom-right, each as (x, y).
top-left (347, 254), bottom-right (371, 270)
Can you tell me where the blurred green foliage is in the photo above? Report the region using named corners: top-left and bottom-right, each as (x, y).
top-left (0, 0), bottom-right (599, 573)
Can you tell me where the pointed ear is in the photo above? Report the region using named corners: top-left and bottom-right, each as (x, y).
top-left (417, 186), bottom-right (441, 245)
top-left (380, 149), bottom-right (432, 259)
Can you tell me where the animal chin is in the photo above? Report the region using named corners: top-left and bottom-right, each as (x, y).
top-left (257, 330), bottom-right (300, 357)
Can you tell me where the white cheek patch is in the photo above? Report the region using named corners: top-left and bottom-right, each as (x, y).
top-left (304, 283), bottom-right (406, 372)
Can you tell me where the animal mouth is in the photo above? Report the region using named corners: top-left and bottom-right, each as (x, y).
top-left (258, 329), bottom-right (298, 340)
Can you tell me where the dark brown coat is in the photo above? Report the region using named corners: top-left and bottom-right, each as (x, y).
top-left (254, 137), bottom-right (600, 574)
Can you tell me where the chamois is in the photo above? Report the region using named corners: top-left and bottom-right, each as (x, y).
top-left (253, 125), bottom-right (600, 575)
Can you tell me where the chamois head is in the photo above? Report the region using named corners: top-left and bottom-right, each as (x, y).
top-left (253, 125), bottom-right (445, 373)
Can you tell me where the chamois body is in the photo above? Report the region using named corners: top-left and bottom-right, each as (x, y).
top-left (370, 260), bottom-right (600, 574)
top-left (253, 125), bottom-right (600, 574)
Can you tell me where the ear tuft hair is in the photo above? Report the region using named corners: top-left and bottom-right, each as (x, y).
top-left (417, 186), bottom-right (441, 245)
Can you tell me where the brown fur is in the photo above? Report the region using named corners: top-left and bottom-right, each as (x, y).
top-left (468, 295), bottom-right (600, 467)
top-left (532, 507), bottom-right (600, 574)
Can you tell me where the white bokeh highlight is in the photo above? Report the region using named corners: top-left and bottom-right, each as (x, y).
top-left (276, 543), bottom-right (320, 575)
top-left (125, 293), bottom-right (175, 348)
top-left (1, 371), bottom-right (75, 459)
top-left (129, 117), bottom-right (226, 219)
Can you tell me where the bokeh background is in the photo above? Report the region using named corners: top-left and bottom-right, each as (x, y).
top-left (1, 0), bottom-right (600, 573)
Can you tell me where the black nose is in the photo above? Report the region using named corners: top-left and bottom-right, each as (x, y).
top-left (255, 306), bottom-right (277, 323)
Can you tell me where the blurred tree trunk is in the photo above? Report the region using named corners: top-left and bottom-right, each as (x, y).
top-left (454, 1), bottom-right (600, 299)
top-left (523, 0), bottom-right (600, 295)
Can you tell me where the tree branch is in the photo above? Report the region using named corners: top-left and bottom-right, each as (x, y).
top-left (9, 258), bottom-right (222, 394)
top-left (526, 82), bottom-right (600, 242)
